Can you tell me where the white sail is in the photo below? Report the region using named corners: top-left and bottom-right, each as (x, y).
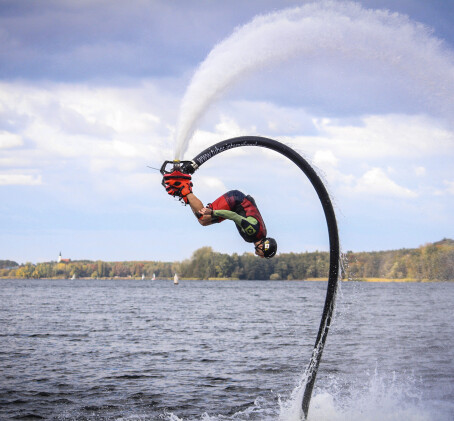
top-left (174, 273), bottom-right (179, 285)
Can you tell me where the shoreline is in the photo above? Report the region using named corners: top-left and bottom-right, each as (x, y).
top-left (0, 277), bottom-right (449, 282)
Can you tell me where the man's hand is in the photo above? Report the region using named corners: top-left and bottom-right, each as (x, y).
top-left (199, 207), bottom-right (213, 216)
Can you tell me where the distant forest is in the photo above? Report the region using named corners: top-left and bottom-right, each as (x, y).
top-left (1, 239), bottom-right (453, 281)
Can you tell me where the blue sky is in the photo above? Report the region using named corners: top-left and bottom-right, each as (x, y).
top-left (1, 0), bottom-right (453, 263)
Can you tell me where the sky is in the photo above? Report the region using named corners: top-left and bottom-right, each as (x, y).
top-left (1, 0), bottom-right (453, 264)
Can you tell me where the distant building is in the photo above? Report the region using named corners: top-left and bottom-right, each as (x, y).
top-left (58, 252), bottom-right (71, 264)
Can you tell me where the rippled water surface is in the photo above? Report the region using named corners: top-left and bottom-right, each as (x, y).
top-left (1, 279), bottom-right (453, 420)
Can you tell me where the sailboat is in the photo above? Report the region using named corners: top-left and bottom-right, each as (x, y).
top-left (174, 273), bottom-right (179, 285)
top-left (152, 273), bottom-right (156, 281)
top-left (141, 274), bottom-right (145, 280)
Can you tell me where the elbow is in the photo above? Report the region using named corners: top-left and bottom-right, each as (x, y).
top-left (198, 217), bottom-right (211, 226)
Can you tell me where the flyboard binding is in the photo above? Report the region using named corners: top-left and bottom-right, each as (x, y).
top-left (160, 160), bottom-right (197, 205)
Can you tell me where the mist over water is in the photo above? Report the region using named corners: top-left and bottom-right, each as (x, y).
top-left (174, 0), bottom-right (454, 159)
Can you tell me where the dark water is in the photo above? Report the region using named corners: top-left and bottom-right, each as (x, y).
top-left (1, 279), bottom-right (453, 421)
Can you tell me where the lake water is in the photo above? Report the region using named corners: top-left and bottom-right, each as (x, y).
top-left (1, 279), bottom-right (453, 421)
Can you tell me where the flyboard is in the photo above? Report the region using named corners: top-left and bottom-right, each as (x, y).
top-left (161, 136), bottom-right (340, 420)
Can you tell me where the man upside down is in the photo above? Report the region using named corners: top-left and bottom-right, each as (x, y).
top-left (163, 170), bottom-right (277, 259)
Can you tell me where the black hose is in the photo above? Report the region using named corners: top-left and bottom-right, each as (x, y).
top-left (186, 136), bottom-right (340, 419)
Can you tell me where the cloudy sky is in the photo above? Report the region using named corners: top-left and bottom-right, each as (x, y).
top-left (1, 0), bottom-right (453, 263)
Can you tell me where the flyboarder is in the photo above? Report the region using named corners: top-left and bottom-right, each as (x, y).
top-left (163, 170), bottom-right (277, 259)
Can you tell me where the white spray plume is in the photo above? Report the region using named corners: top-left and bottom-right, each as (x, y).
top-left (173, 0), bottom-right (454, 159)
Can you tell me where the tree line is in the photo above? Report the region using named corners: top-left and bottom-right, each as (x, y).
top-left (1, 239), bottom-right (453, 281)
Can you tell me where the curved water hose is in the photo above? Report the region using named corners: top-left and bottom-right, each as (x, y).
top-left (182, 136), bottom-right (340, 419)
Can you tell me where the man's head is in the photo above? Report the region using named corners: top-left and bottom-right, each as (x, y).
top-left (254, 237), bottom-right (277, 259)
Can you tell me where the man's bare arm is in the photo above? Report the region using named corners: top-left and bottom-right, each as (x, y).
top-left (186, 193), bottom-right (213, 226)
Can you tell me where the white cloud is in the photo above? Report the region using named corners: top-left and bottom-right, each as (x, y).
top-left (53, 85), bottom-right (161, 135)
top-left (182, 115), bottom-right (257, 160)
top-left (319, 167), bottom-right (355, 188)
top-left (227, 101), bottom-right (316, 136)
top-left (0, 173), bottom-right (42, 186)
top-left (170, 111), bottom-right (448, 204)
top-left (0, 81), bottom-right (175, 194)
top-left (198, 176), bottom-right (226, 190)
top-left (352, 167), bottom-right (418, 198)
top-left (444, 180), bottom-right (454, 195)
top-left (212, 111), bottom-right (453, 168)
top-left (313, 150), bottom-right (338, 167)
top-left (112, 140), bottom-right (140, 158)
top-left (93, 171), bottom-right (159, 197)
top-left (215, 115), bottom-right (247, 137)
top-left (414, 166), bottom-right (426, 176)
top-left (0, 131), bottom-right (23, 149)
top-left (315, 114), bottom-right (454, 160)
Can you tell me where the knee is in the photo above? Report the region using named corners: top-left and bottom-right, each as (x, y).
top-left (226, 190), bottom-right (245, 201)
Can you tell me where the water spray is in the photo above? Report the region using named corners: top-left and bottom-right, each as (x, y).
top-left (174, 1), bottom-right (454, 160)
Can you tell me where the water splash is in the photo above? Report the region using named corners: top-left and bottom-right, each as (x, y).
top-left (160, 369), bottom-right (442, 421)
top-left (174, 0), bottom-right (454, 159)
top-left (278, 373), bottom-right (307, 421)
top-left (278, 368), bottom-right (438, 421)
top-left (307, 370), bottom-right (433, 421)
